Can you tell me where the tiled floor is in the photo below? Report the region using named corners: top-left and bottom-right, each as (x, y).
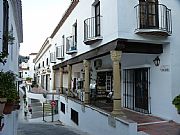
top-left (91, 100), bottom-right (180, 135)
top-left (138, 121), bottom-right (180, 135)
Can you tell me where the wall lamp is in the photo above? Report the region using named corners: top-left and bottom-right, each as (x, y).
top-left (153, 56), bottom-right (160, 66)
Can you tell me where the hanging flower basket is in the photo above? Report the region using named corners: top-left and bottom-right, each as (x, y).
top-left (0, 98), bottom-right (7, 115)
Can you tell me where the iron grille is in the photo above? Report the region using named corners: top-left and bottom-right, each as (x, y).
top-left (123, 68), bottom-right (151, 114)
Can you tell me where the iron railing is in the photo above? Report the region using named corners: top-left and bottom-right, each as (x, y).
top-left (135, 3), bottom-right (172, 34)
top-left (56, 45), bottom-right (64, 59)
top-left (84, 16), bottom-right (102, 41)
top-left (123, 68), bottom-right (151, 114)
top-left (66, 35), bottom-right (77, 53)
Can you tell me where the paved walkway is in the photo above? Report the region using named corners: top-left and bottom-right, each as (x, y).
top-left (17, 121), bottom-right (91, 135)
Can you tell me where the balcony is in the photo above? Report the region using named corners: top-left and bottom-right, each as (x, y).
top-left (50, 52), bottom-right (56, 63)
top-left (134, 3), bottom-right (172, 36)
top-left (84, 16), bottom-right (103, 45)
top-left (66, 35), bottom-right (77, 54)
top-left (56, 46), bottom-right (64, 60)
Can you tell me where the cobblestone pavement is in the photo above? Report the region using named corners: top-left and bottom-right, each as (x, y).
top-left (17, 121), bottom-right (91, 135)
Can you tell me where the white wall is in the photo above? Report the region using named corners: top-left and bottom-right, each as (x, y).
top-left (51, 0), bottom-right (119, 64)
top-left (117, 0), bottom-right (180, 123)
top-left (0, 0), bottom-right (21, 74)
top-left (0, 0), bottom-right (23, 134)
top-left (35, 0), bottom-right (180, 123)
top-left (59, 95), bottom-right (137, 135)
top-left (0, 1), bottom-right (3, 52)
top-left (28, 54), bottom-right (37, 80)
top-left (0, 111), bottom-right (19, 135)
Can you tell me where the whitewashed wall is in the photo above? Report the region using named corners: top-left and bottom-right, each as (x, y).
top-left (36, 0), bottom-right (180, 123)
top-left (59, 95), bottom-right (137, 135)
top-left (28, 54), bottom-right (37, 80)
top-left (0, 0), bottom-right (21, 74)
top-left (51, 0), bottom-right (119, 64)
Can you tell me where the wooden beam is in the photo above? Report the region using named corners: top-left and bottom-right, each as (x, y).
top-left (53, 38), bottom-right (163, 70)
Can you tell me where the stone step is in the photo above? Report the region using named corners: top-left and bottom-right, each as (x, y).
top-left (31, 99), bottom-right (40, 103)
top-left (31, 102), bottom-right (42, 107)
top-left (31, 111), bottom-right (51, 119)
top-left (32, 106), bottom-right (42, 112)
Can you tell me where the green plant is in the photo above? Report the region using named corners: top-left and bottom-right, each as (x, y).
top-left (172, 94), bottom-right (180, 111)
top-left (0, 71), bottom-right (18, 102)
top-left (0, 51), bottom-right (8, 65)
top-left (0, 31), bottom-right (15, 65)
top-left (26, 77), bottom-right (32, 81)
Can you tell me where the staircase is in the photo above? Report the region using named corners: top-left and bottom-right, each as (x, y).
top-left (30, 99), bottom-right (43, 119)
top-left (30, 99), bottom-right (52, 119)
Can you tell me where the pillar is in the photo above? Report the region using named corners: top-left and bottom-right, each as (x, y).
top-left (67, 65), bottom-right (72, 96)
top-left (53, 70), bottom-right (56, 91)
top-left (59, 67), bottom-right (63, 94)
top-left (83, 60), bottom-right (90, 104)
top-left (110, 51), bottom-right (124, 116)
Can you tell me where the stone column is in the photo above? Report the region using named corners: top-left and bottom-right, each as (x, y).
top-left (110, 51), bottom-right (124, 116)
top-left (59, 67), bottom-right (63, 94)
top-left (53, 70), bottom-right (56, 91)
top-left (83, 60), bottom-right (90, 104)
top-left (67, 65), bottom-right (72, 96)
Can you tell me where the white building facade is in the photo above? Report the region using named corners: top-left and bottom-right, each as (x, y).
top-left (0, 0), bottom-right (23, 135)
top-left (33, 0), bottom-right (180, 135)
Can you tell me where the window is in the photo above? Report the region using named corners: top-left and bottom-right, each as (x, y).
top-left (46, 58), bottom-right (49, 66)
top-left (139, 0), bottom-right (159, 28)
top-left (73, 22), bottom-right (77, 44)
top-left (25, 72), bottom-right (27, 74)
top-left (61, 102), bottom-right (65, 114)
top-left (42, 61), bottom-right (44, 67)
top-left (95, 1), bottom-right (100, 36)
top-left (56, 35), bottom-right (65, 59)
top-left (71, 108), bottom-right (78, 125)
top-left (66, 23), bottom-right (77, 54)
top-left (3, 0), bottom-right (9, 53)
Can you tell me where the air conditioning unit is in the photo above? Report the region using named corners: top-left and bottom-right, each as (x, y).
top-left (94, 59), bottom-right (102, 69)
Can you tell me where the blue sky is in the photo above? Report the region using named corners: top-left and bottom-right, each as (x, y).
top-left (20, 0), bottom-right (71, 56)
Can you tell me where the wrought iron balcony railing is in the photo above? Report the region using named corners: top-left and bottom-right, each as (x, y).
top-left (50, 52), bottom-right (56, 63)
top-left (134, 3), bottom-right (172, 36)
top-left (56, 45), bottom-right (64, 60)
top-left (66, 35), bottom-right (77, 54)
top-left (84, 16), bottom-right (103, 45)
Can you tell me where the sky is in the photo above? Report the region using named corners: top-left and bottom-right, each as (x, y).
top-left (20, 0), bottom-right (71, 56)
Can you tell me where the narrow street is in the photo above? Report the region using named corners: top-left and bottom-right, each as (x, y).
top-left (17, 122), bottom-right (91, 135)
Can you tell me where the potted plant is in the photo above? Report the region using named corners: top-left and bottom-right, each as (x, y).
top-left (26, 77), bottom-right (32, 83)
top-left (172, 94), bottom-right (180, 114)
top-left (0, 71), bottom-right (18, 114)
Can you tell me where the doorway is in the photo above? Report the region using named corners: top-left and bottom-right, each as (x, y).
top-left (123, 67), bottom-right (150, 113)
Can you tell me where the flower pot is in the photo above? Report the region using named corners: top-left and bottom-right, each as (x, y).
top-left (3, 102), bottom-right (14, 114)
top-left (13, 103), bottom-right (20, 110)
top-left (0, 98), bottom-right (7, 115)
